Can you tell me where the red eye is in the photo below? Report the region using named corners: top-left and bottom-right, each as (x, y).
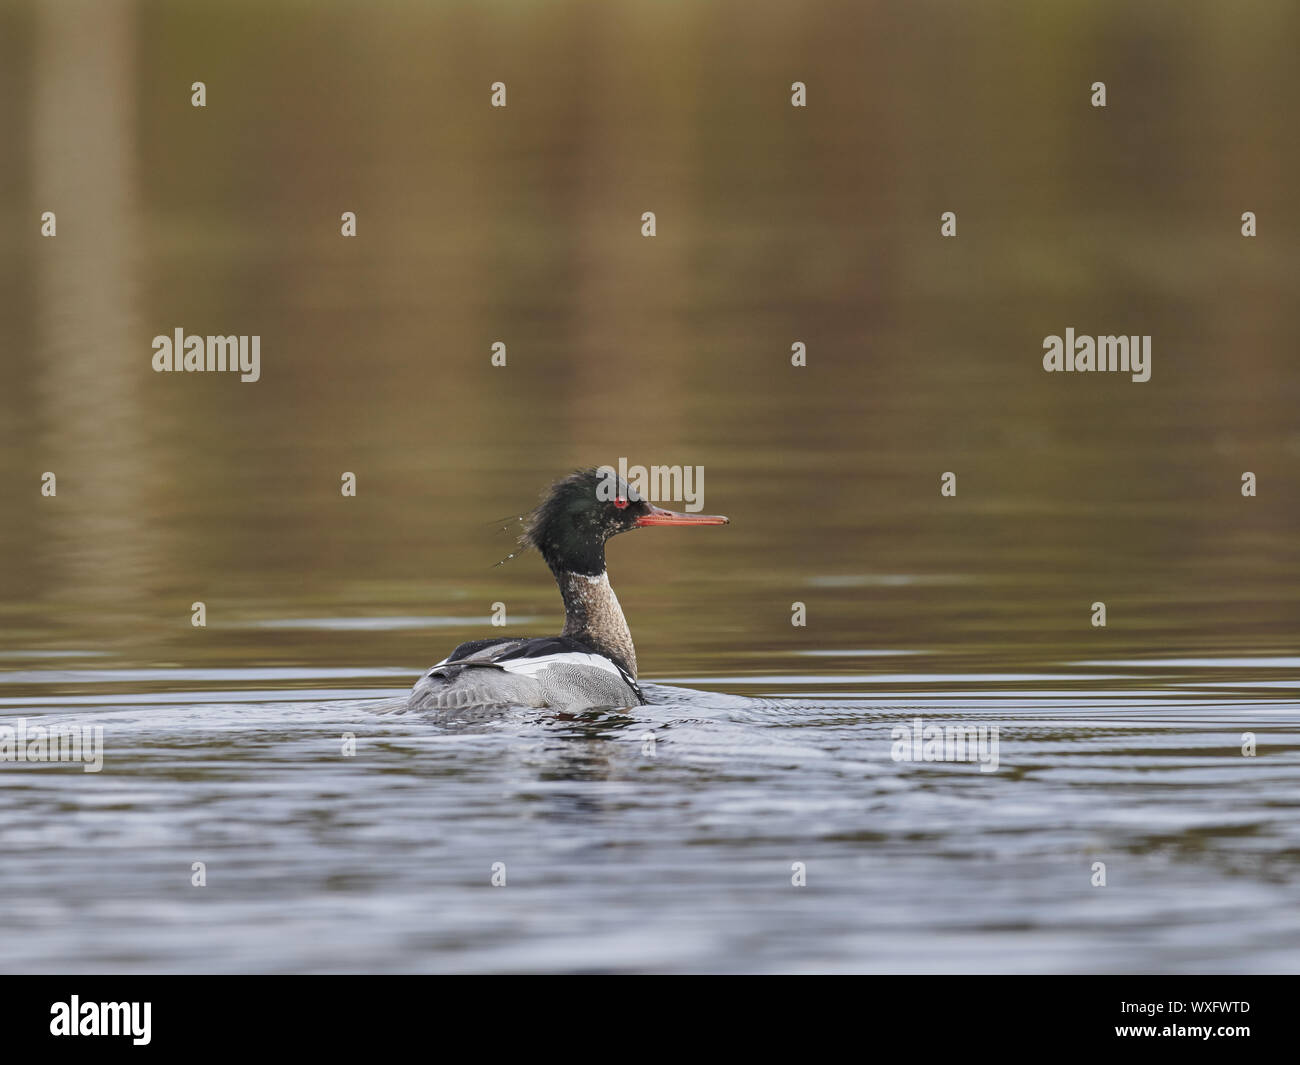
top-left (613, 496), bottom-right (628, 509)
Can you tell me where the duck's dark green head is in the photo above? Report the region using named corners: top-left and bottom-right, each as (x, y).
top-left (524, 467), bottom-right (728, 576)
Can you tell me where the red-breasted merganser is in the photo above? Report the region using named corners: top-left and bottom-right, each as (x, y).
top-left (407, 468), bottom-right (728, 712)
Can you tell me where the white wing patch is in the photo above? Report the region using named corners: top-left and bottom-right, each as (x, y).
top-left (496, 652), bottom-right (625, 680)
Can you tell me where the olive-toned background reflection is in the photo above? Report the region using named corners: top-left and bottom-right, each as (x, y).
top-left (2, 0), bottom-right (1297, 685)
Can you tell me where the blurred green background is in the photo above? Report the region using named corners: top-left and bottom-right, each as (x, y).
top-left (1, 0), bottom-right (1297, 683)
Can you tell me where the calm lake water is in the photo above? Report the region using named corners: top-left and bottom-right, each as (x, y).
top-left (1, 0), bottom-right (1298, 973)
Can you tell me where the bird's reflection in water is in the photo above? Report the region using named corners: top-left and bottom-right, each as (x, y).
top-left (532, 708), bottom-right (640, 788)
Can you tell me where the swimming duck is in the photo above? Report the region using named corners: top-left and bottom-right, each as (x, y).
top-left (407, 468), bottom-right (728, 712)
